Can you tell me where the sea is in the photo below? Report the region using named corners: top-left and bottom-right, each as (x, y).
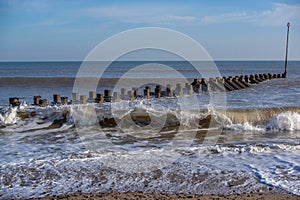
top-left (0, 61), bottom-right (299, 199)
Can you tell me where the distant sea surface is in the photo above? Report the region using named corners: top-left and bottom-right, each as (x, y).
top-left (0, 61), bottom-right (299, 198)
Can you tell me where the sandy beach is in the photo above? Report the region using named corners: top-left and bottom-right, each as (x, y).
top-left (36, 192), bottom-right (300, 200)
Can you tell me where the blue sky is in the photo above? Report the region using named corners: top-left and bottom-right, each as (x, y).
top-left (0, 0), bottom-right (299, 61)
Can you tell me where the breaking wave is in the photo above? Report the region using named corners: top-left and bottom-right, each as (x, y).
top-left (1, 101), bottom-right (299, 133)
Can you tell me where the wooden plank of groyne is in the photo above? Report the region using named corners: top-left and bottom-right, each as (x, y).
top-left (80, 95), bottom-right (87, 104)
top-left (113, 92), bottom-right (120, 102)
top-left (224, 77), bottom-right (240, 90)
top-left (238, 76), bottom-right (250, 87)
top-left (155, 85), bottom-right (162, 98)
top-left (104, 90), bottom-right (112, 102)
top-left (9, 97), bottom-right (20, 107)
top-left (120, 88), bottom-right (127, 100)
top-left (232, 77), bottom-right (246, 89)
top-left (53, 94), bottom-right (61, 104)
top-left (72, 93), bottom-right (79, 103)
top-left (184, 83), bottom-right (193, 95)
top-left (88, 91), bottom-right (96, 102)
top-left (144, 86), bottom-right (151, 99)
top-left (33, 96), bottom-right (41, 105)
top-left (96, 93), bottom-right (104, 104)
top-left (39, 99), bottom-right (47, 107)
top-left (175, 83), bottom-right (183, 96)
top-left (249, 75), bottom-right (260, 84)
top-left (166, 84), bottom-right (173, 97)
top-left (200, 78), bottom-right (209, 92)
top-left (61, 97), bottom-right (68, 105)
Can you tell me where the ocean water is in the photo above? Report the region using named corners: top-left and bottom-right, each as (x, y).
top-left (0, 61), bottom-right (299, 198)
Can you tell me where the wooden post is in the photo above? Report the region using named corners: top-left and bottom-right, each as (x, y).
top-left (80, 95), bottom-right (87, 104)
top-left (61, 97), bottom-right (68, 105)
top-left (9, 97), bottom-right (20, 107)
top-left (166, 84), bottom-right (173, 97)
top-left (95, 93), bottom-right (104, 104)
top-left (155, 85), bottom-right (162, 98)
top-left (121, 88), bottom-right (127, 100)
top-left (191, 79), bottom-right (201, 93)
top-left (128, 90), bottom-right (135, 101)
top-left (72, 93), bottom-right (79, 104)
top-left (144, 86), bottom-right (151, 99)
top-left (283, 22), bottom-right (290, 78)
top-left (175, 83), bottom-right (183, 96)
top-left (53, 94), bottom-right (61, 104)
top-left (200, 78), bottom-right (209, 92)
top-left (39, 99), bottom-right (47, 107)
top-left (113, 92), bottom-right (120, 102)
top-left (33, 96), bottom-right (41, 105)
top-left (104, 89), bottom-right (112, 102)
top-left (89, 91), bottom-right (96, 102)
top-left (132, 87), bottom-right (138, 98)
top-left (268, 73), bottom-right (273, 79)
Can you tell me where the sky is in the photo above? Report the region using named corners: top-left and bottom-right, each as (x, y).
top-left (0, 0), bottom-right (300, 61)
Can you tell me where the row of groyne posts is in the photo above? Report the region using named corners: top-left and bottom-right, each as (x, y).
top-left (9, 73), bottom-right (285, 107)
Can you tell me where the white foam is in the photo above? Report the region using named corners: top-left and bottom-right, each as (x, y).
top-left (225, 112), bottom-right (300, 132)
top-left (0, 107), bottom-right (19, 125)
top-left (267, 111), bottom-right (300, 131)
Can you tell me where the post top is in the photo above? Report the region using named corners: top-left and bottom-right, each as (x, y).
top-left (287, 22), bottom-right (290, 27)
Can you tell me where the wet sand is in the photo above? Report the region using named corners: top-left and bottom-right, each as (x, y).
top-left (35, 192), bottom-right (300, 200)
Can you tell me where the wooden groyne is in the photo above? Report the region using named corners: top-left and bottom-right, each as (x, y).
top-left (8, 73), bottom-right (285, 107)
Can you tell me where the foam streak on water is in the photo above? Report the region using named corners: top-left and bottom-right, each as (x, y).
top-left (0, 103), bottom-right (300, 198)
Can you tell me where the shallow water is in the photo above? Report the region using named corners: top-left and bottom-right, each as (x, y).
top-left (0, 61), bottom-right (299, 198)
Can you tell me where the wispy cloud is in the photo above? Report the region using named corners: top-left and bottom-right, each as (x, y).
top-left (82, 5), bottom-right (196, 25)
top-left (199, 3), bottom-right (300, 26)
top-left (27, 19), bottom-right (70, 27)
top-left (82, 2), bottom-right (300, 26)
top-left (3, 0), bottom-right (49, 10)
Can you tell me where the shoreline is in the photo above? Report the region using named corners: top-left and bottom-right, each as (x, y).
top-left (35, 192), bottom-right (300, 200)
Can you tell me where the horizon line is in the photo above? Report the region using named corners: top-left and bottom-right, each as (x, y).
top-left (0, 59), bottom-right (300, 62)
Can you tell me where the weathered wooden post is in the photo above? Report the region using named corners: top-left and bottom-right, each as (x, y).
top-left (232, 77), bottom-right (245, 89)
top-left (95, 93), bottom-right (104, 104)
top-left (144, 86), bottom-right (151, 99)
top-left (89, 91), bottom-right (96, 102)
top-left (238, 76), bottom-right (250, 87)
top-left (191, 79), bottom-right (201, 94)
top-left (184, 83), bottom-right (193, 95)
top-left (253, 74), bottom-right (261, 82)
top-left (200, 78), bottom-right (209, 92)
top-left (72, 93), bottom-right (79, 104)
top-left (166, 84), bottom-right (173, 97)
top-left (132, 87), bottom-right (138, 98)
top-left (61, 97), bottom-right (68, 105)
top-left (283, 22), bottom-right (290, 78)
top-left (120, 88), bottom-right (127, 100)
top-left (268, 73), bottom-right (273, 79)
top-left (155, 85), bottom-right (162, 98)
top-left (259, 74), bottom-right (265, 81)
top-left (9, 97), bottom-right (20, 107)
top-left (175, 83), bottom-right (183, 96)
top-left (53, 94), bottom-right (61, 104)
top-left (244, 75), bottom-right (249, 83)
top-left (80, 95), bottom-right (87, 104)
top-left (128, 90), bottom-right (135, 101)
top-left (39, 99), bottom-right (47, 107)
top-left (221, 77), bottom-right (234, 91)
top-left (33, 96), bottom-right (41, 105)
top-left (113, 92), bottom-right (120, 102)
top-left (104, 90), bottom-right (112, 102)
top-left (249, 75), bottom-right (258, 84)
